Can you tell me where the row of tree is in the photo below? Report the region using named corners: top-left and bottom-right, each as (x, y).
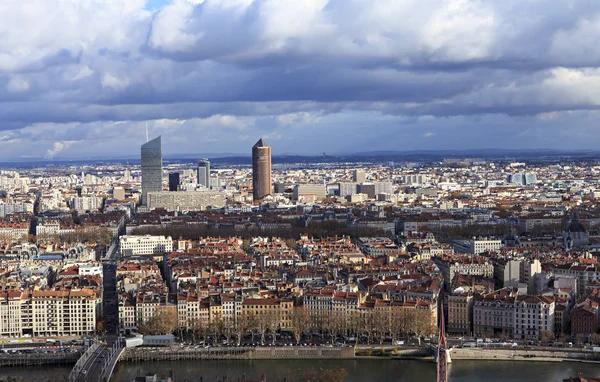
top-left (139, 307), bottom-right (437, 346)
top-left (131, 220), bottom-right (385, 241)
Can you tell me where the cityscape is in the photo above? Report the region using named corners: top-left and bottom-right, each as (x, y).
top-left (3, 1), bottom-right (600, 382)
top-left (0, 136), bottom-right (598, 381)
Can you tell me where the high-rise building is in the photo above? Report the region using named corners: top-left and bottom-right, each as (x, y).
top-left (252, 138), bottom-right (272, 201)
top-left (507, 172), bottom-right (537, 186)
top-left (197, 158), bottom-right (211, 189)
top-left (168, 172), bottom-right (180, 192)
top-left (353, 169), bottom-right (366, 183)
top-left (141, 136), bottom-right (163, 205)
top-left (338, 182), bottom-right (358, 197)
top-left (507, 173), bottom-right (524, 185)
top-left (524, 173), bottom-right (537, 185)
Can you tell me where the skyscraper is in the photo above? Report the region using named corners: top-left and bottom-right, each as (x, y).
top-left (168, 172), bottom-right (180, 192)
top-left (252, 138), bottom-right (272, 201)
top-left (141, 136), bottom-right (163, 205)
top-left (197, 158), bottom-right (211, 189)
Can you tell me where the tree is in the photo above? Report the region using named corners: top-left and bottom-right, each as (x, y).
top-left (139, 306), bottom-right (178, 335)
top-left (234, 313), bottom-right (254, 346)
top-left (539, 330), bottom-right (555, 342)
top-left (358, 310), bottom-right (375, 345)
top-left (390, 311), bottom-right (403, 344)
top-left (373, 310), bottom-right (389, 345)
top-left (254, 312), bottom-right (268, 345)
top-left (590, 333), bottom-right (600, 345)
top-left (265, 310), bottom-right (279, 345)
top-left (289, 307), bottom-right (311, 345)
top-left (413, 309), bottom-right (436, 342)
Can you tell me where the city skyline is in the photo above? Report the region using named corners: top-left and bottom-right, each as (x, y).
top-left (1, 1), bottom-right (600, 160)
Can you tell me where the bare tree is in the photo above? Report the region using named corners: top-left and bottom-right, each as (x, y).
top-left (539, 330), bottom-right (555, 342)
top-left (373, 310), bottom-right (389, 345)
top-left (358, 310), bottom-right (375, 345)
top-left (289, 308), bottom-right (311, 345)
top-left (139, 306), bottom-right (178, 335)
top-left (410, 309), bottom-right (436, 344)
top-left (256, 312), bottom-right (271, 345)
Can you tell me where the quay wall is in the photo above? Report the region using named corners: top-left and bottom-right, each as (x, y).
top-left (120, 346), bottom-right (355, 362)
top-left (450, 348), bottom-right (600, 362)
top-left (0, 351), bottom-right (82, 367)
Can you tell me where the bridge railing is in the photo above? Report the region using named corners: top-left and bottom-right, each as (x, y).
top-left (99, 341), bottom-right (124, 382)
top-left (68, 343), bottom-right (99, 382)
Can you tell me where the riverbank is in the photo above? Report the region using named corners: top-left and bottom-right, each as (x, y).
top-left (110, 359), bottom-right (600, 382)
top-left (119, 345), bottom-right (600, 364)
top-left (120, 346), bottom-right (357, 361)
top-left (0, 351), bottom-right (81, 367)
top-left (449, 347), bottom-right (600, 363)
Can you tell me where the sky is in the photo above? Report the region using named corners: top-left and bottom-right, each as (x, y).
top-left (2, 0), bottom-right (600, 160)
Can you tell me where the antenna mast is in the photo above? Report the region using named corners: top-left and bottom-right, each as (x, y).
top-left (146, 122), bottom-right (149, 142)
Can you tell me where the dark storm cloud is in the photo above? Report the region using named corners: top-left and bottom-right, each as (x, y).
top-left (0, 0), bottom-right (600, 159)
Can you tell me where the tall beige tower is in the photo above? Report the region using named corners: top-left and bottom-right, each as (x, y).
top-left (252, 138), bottom-right (272, 201)
top-left (353, 168), bottom-right (366, 183)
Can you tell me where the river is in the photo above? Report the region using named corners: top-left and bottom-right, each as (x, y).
top-left (1, 359), bottom-right (599, 381)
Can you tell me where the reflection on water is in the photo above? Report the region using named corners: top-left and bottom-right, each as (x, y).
top-left (0, 365), bottom-right (71, 382)
top-left (111, 359), bottom-right (600, 382)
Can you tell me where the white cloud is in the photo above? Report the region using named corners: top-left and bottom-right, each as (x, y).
top-left (0, 0), bottom-right (600, 157)
top-left (101, 73), bottom-right (130, 89)
top-left (44, 140), bottom-right (78, 159)
top-left (6, 77), bottom-right (30, 93)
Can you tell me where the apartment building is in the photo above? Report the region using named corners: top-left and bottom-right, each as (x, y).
top-left (570, 299), bottom-right (599, 337)
top-left (447, 292), bottom-right (474, 335)
top-left (434, 256), bottom-right (494, 284)
top-left (0, 290), bottom-right (23, 337)
top-left (473, 289), bottom-right (517, 338)
top-left (241, 298), bottom-right (293, 329)
top-left (30, 289), bottom-right (97, 337)
top-left (554, 264), bottom-right (600, 297)
top-left (514, 295), bottom-right (555, 340)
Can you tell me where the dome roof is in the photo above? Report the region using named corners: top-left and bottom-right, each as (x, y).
top-left (565, 212), bottom-right (587, 233)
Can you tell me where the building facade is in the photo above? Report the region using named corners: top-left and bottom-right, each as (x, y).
top-left (146, 190), bottom-right (226, 211)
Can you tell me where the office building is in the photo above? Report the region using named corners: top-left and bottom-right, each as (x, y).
top-left (353, 169), bottom-right (366, 183)
top-left (119, 235), bottom-right (173, 256)
top-left (524, 173), bottom-right (537, 185)
top-left (141, 136), bottom-right (163, 205)
top-left (507, 173), bottom-right (537, 186)
top-left (338, 182), bottom-right (358, 197)
top-left (293, 184), bottom-right (327, 201)
top-left (168, 172), bottom-right (180, 192)
top-left (197, 158), bottom-right (211, 189)
top-left (252, 138), bottom-right (272, 201)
